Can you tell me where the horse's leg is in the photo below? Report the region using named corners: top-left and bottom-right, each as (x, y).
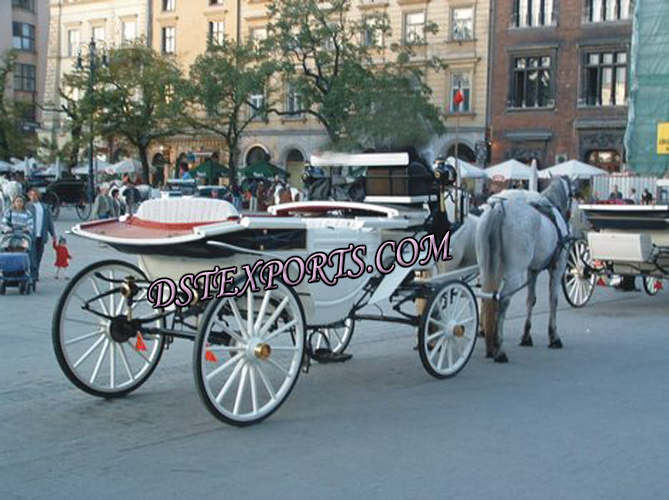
top-left (547, 265), bottom-right (564, 349)
top-left (520, 270), bottom-right (539, 347)
top-left (493, 273), bottom-right (525, 363)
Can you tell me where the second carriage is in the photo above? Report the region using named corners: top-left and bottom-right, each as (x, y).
top-left (52, 152), bottom-right (481, 426)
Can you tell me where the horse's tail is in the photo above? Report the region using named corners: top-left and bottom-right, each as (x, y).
top-left (476, 202), bottom-right (504, 293)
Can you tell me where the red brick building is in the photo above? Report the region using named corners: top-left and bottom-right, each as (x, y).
top-left (487, 0), bottom-right (633, 171)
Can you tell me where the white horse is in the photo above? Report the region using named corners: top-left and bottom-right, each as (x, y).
top-left (475, 177), bottom-right (573, 363)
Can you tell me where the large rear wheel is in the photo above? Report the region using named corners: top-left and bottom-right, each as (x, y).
top-left (76, 194), bottom-right (92, 221)
top-left (43, 191), bottom-right (60, 221)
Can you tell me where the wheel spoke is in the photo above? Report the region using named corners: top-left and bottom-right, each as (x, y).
top-left (254, 289), bottom-right (272, 333)
top-left (447, 339), bottom-right (454, 368)
top-left (270, 346), bottom-right (300, 352)
top-left (109, 337), bottom-right (116, 389)
top-left (64, 317), bottom-right (101, 328)
top-left (249, 365), bottom-right (259, 414)
top-left (109, 270), bottom-right (116, 318)
top-left (90, 339), bottom-right (109, 384)
top-left (426, 329), bottom-right (446, 343)
top-left (215, 358), bottom-right (245, 403)
top-left (437, 338), bottom-right (447, 369)
top-left (257, 297), bottom-right (290, 337)
top-left (265, 357), bottom-right (290, 377)
top-left (428, 317), bottom-right (449, 330)
top-left (262, 319), bottom-right (298, 343)
top-left (227, 298), bottom-right (247, 338)
top-left (73, 335), bottom-right (106, 369)
top-left (206, 353), bottom-right (243, 381)
top-left (118, 343), bottom-right (135, 382)
top-left (65, 329), bottom-right (105, 346)
top-left (90, 279), bottom-right (110, 317)
top-left (246, 287), bottom-right (254, 337)
top-left (212, 318), bottom-right (245, 344)
top-left (233, 364), bottom-right (249, 415)
top-left (255, 363), bottom-right (276, 398)
top-left (428, 336), bottom-right (446, 363)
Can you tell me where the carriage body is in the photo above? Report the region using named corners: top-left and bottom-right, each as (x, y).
top-left (55, 152), bottom-right (481, 426)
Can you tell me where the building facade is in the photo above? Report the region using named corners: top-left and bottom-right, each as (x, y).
top-left (1, 0), bottom-right (50, 142)
top-left (41, 0), bottom-right (150, 157)
top-left (488, 0), bottom-right (633, 171)
top-left (148, 0), bottom-right (492, 182)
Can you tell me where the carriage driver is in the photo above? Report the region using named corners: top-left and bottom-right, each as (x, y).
top-left (27, 188), bottom-right (56, 282)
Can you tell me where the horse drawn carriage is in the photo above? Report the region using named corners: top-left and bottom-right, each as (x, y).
top-left (52, 152), bottom-right (482, 426)
top-left (561, 202), bottom-right (666, 308)
top-left (36, 178), bottom-right (91, 221)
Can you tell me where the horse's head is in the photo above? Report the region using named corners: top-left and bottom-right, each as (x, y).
top-left (542, 176), bottom-right (574, 221)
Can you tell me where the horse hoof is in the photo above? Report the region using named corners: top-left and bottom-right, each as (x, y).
top-left (494, 352), bottom-right (509, 363)
top-left (519, 337), bottom-right (533, 347)
top-left (548, 339), bottom-right (563, 349)
top-left (485, 351), bottom-right (494, 359)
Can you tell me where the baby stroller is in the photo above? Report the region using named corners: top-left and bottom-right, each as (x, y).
top-left (0, 231), bottom-right (35, 295)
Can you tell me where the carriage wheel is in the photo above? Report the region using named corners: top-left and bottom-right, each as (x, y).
top-left (642, 276), bottom-right (663, 296)
top-left (194, 280), bottom-right (306, 426)
top-left (562, 239), bottom-right (596, 308)
top-left (418, 281), bottom-right (478, 379)
top-left (43, 192), bottom-right (60, 221)
top-left (310, 317), bottom-right (355, 355)
top-left (76, 195), bottom-right (92, 221)
top-left (53, 260), bottom-right (165, 398)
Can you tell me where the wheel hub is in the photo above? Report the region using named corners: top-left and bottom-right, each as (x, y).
top-left (453, 324), bottom-right (465, 338)
top-left (109, 315), bottom-right (137, 343)
top-left (254, 343), bottom-right (272, 360)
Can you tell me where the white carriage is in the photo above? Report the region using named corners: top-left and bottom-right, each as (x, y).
top-left (53, 153), bottom-right (480, 426)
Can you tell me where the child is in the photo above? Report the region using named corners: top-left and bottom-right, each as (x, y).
top-left (53, 236), bottom-right (72, 279)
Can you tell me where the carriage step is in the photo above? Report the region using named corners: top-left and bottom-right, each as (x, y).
top-left (310, 349), bottom-right (353, 364)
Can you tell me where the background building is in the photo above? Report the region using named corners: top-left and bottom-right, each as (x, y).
top-left (1, 0), bottom-right (50, 143)
top-left (41, 0), bottom-right (150, 159)
top-left (488, 0), bottom-right (632, 171)
top-left (148, 0), bottom-right (492, 180)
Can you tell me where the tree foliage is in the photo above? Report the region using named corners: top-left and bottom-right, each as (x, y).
top-left (265, 0), bottom-right (445, 150)
top-left (94, 42), bottom-right (186, 183)
top-left (0, 51), bottom-right (35, 161)
top-left (185, 40), bottom-right (277, 185)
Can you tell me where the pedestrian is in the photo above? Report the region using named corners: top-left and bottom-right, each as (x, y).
top-left (249, 180), bottom-right (258, 212)
top-left (629, 188), bottom-right (640, 204)
top-left (110, 188), bottom-right (124, 217)
top-left (642, 188), bottom-right (654, 205)
top-left (257, 181), bottom-right (268, 212)
top-left (1, 195), bottom-right (33, 253)
top-left (122, 179), bottom-right (140, 215)
top-left (52, 236), bottom-right (72, 280)
top-left (180, 162), bottom-right (192, 180)
top-left (609, 184), bottom-right (623, 200)
top-left (26, 188), bottom-right (56, 282)
top-left (90, 185), bottom-right (115, 220)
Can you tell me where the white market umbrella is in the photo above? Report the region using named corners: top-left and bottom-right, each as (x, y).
top-left (529, 158), bottom-right (539, 192)
top-left (0, 160), bottom-right (14, 173)
top-left (539, 159), bottom-right (608, 180)
top-left (486, 159), bottom-right (532, 181)
top-left (106, 158), bottom-right (142, 175)
top-left (72, 158), bottom-right (111, 175)
top-left (445, 156), bottom-right (486, 179)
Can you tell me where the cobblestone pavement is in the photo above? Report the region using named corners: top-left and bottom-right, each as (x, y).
top-left (1, 209), bottom-right (668, 500)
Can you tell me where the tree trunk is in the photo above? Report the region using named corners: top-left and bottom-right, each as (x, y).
top-left (228, 141), bottom-right (238, 188)
top-left (68, 123), bottom-right (82, 169)
top-left (138, 144), bottom-right (150, 184)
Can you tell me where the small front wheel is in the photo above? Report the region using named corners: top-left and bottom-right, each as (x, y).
top-left (43, 192), bottom-right (60, 221)
top-left (418, 281), bottom-right (479, 379)
top-left (643, 276), bottom-right (663, 296)
top-left (194, 281), bottom-right (306, 426)
top-left (562, 239), bottom-right (596, 308)
top-left (76, 194), bottom-right (92, 221)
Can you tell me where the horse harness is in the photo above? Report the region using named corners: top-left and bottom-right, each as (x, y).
top-left (527, 200), bottom-right (572, 272)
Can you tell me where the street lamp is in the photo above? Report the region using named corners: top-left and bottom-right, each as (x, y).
top-left (76, 38), bottom-right (109, 204)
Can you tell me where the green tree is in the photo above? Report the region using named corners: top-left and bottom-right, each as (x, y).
top-left (186, 40), bottom-right (277, 185)
top-left (265, 0), bottom-right (445, 150)
top-left (95, 43), bottom-right (186, 183)
top-left (0, 51), bottom-right (35, 160)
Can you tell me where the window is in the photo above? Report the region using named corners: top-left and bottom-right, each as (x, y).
top-left (92, 25), bottom-right (105, 43)
top-left (513, 0), bottom-right (556, 27)
top-left (209, 21), bottom-right (225, 46)
top-left (363, 17), bottom-right (384, 47)
top-left (404, 12), bottom-right (426, 44)
top-left (22, 104), bottom-right (37, 126)
top-left (250, 27), bottom-right (267, 41)
top-left (585, 0), bottom-right (632, 22)
top-left (450, 72), bottom-right (471, 113)
top-left (163, 0), bottom-right (175, 11)
top-left (583, 51), bottom-right (627, 106)
top-left (452, 7), bottom-right (474, 40)
top-left (122, 21), bottom-right (137, 43)
top-left (13, 64), bottom-right (36, 92)
top-left (285, 82), bottom-right (303, 117)
top-left (12, 22), bottom-right (35, 52)
top-left (510, 55), bottom-right (554, 108)
top-left (210, 0), bottom-right (223, 4)
top-left (67, 29), bottom-right (80, 57)
top-left (12, 0), bottom-right (35, 12)
top-left (248, 92), bottom-right (265, 120)
top-left (162, 26), bottom-right (176, 54)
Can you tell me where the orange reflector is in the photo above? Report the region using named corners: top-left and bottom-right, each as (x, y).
top-left (205, 351), bottom-right (218, 363)
top-left (135, 334), bottom-right (147, 352)
top-left (654, 281), bottom-right (663, 291)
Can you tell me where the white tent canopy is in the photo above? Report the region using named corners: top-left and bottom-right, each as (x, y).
top-left (539, 159), bottom-right (608, 179)
top-left (0, 160), bottom-right (15, 173)
top-left (445, 156), bottom-right (486, 179)
top-left (72, 158), bottom-right (111, 175)
top-left (486, 159), bottom-right (533, 180)
top-left (106, 158), bottom-right (142, 175)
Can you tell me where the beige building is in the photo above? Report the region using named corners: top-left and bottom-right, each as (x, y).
top-left (149, 0), bottom-right (492, 180)
top-left (41, 0), bottom-right (150, 157)
top-left (1, 0), bottom-right (50, 142)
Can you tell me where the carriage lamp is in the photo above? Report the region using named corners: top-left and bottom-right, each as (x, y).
top-left (433, 159), bottom-right (457, 187)
top-left (120, 276), bottom-right (139, 299)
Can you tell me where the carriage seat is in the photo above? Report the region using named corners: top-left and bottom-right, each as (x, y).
top-left (135, 198), bottom-right (240, 224)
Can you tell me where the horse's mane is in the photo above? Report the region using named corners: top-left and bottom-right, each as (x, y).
top-left (542, 177), bottom-right (570, 215)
